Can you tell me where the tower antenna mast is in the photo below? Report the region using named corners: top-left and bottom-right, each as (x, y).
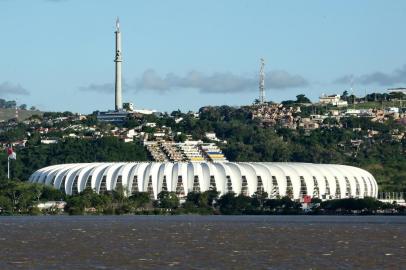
top-left (259, 58), bottom-right (265, 104)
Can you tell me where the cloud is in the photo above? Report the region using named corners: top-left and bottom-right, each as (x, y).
top-left (136, 70), bottom-right (254, 93)
top-left (333, 75), bottom-right (353, 85)
top-left (0, 82), bottom-right (29, 96)
top-left (80, 69), bottom-right (308, 95)
top-left (79, 82), bottom-right (114, 93)
top-left (136, 69), bottom-right (308, 93)
top-left (79, 81), bottom-right (132, 93)
top-left (266, 70), bottom-right (309, 89)
top-left (334, 65), bottom-right (406, 86)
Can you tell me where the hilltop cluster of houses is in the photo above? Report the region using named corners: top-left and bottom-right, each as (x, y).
top-left (250, 94), bottom-right (406, 134)
top-left (251, 104), bottom-right (300, 129)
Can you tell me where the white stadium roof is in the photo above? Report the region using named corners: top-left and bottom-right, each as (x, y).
top-left (29, 162), bottom-right (378, 200)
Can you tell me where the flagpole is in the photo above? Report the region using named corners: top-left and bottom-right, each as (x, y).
top-left (7, 156), bottom-right (10, 179)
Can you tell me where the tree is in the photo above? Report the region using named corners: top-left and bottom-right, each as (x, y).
top-left (173, 133), bottom-right (187, 143)
top-left (217, 192), bottom-right (237, 214)
top-left (129, 192), bottom-right (151, 208)
top-left (65, 196), bottom-right (86, 215)
top-left (185, 192), bottom-right (200, 207)
top-left (170, 110), bottom-right (183, 118)
top-left (112, 185), bottom-right (126, 205)
top-left (286, 187), bottom-right (294, 199)
top-left (30, 184), bottom-right (43, 202)
top-left (203, 189), bottom-right (220, 207)
top-left (0, 195), bottom-right (13, 213)
top-left (280, 196), bottom-right (294, 209)
top-left (157, 191), bottom-right (179, 209)
top-left (341, 90), bottom-right (349, 101)
top-left (296, 94), bottom-right (311, 103)
top-left (234, 194), bottom-right (253, 213)
top-left (252, 191), bottom-right (268, 209)
top-left (323, 117), bottom-right (339, 126)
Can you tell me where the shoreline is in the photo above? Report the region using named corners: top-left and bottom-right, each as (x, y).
top-left (2, 212), bottom-right (406, 217)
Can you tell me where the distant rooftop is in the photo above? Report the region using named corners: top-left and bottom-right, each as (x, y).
top-left (387, 88), bottom-right (406, 93)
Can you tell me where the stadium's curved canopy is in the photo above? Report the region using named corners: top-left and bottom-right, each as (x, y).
top-left (29, 162), bottom-right (378, 200)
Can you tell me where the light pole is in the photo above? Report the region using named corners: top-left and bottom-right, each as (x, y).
top-left (7, 156), bottom-right (10, 179)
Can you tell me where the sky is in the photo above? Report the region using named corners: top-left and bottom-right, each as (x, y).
top-left (1, 0), bottom-right (406, 113)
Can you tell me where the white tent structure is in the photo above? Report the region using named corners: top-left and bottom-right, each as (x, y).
top-left (29, 162), bottom-right (378, 200)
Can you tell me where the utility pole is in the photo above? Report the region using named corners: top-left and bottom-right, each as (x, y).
top-left (7, 156), bottom-right (10, 179)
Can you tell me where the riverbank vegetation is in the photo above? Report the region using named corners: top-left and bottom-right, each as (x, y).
top-left (0, 180), bottom-right (404, 216)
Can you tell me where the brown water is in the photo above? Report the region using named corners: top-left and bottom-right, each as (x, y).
top-left (0, 215), bottom-right (405, 269)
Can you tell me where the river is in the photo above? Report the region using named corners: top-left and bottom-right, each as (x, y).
top-left (0, 215), bottom-right (405, 269)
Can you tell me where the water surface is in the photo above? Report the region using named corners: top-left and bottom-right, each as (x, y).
top-left (0, 215), bottom-right (405, 269)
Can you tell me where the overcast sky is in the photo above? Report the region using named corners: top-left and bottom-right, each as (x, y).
top-left (1, 0), bottom-right (406, 113)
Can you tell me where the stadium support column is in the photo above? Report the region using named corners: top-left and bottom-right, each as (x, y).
top-left (115, 18), bottom-right (123, 111)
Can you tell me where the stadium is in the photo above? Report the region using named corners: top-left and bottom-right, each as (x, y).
top-left (29, 162), bottom-right (378, 200)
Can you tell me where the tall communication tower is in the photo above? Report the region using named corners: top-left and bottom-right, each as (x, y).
top-left (114, 17), bottom-right (123, 111)
top-left (259, 58), bottom-right (265, 104)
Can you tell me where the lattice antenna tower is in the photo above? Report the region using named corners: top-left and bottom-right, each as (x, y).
top-left (259, 58), bottom-right (265, 104)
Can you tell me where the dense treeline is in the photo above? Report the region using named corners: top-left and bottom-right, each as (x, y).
top-left (0, 137), bottom-right (149, 181)
top-left (0, 98), bottom-right (36, 110)
top-left (1, 180), bottom-right (404, 215)
top-left (60, 190), bottom-right (406, 215)
top-left (0, 179), bottom-right (65, 214)
top-left (0, 99), bottom-right (16, 109)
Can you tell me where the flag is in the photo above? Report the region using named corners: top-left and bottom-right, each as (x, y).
top-left (303, 195), bottom-right (312, 204)
top-left (7, 147), bottom-right (16, 160)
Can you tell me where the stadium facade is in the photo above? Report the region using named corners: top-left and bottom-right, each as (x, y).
top-left (29, 162), bottom-right (378, 200)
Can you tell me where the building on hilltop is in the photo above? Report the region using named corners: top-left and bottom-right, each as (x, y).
top-left (96, 110), bottom-right (129, 124)
top-left (319, 94), bottom-right (348, 107)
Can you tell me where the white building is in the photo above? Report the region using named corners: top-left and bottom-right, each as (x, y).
top-left (123, 102), bottom-right (134, 111)
top-left (36, 201), bottom-right (66, 211)
top-left (385, 107), bottom-right (399, 114)
top-left (205, 132), bottom-right (220, 142)
top-left (133, 109), bottom-right (157, 115)
top-left (145, 122), bottom-right (157, 128)
top-left (41, 139), bottom-right (59, 145)
top-left (319, 94), bottom-right (348, 107)
top-left (319, 94), bottom-right (340, 104)
top-left (346, 109), bottom-right (361, 116)
top-left (29, 162), bottom-right (378, 201)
